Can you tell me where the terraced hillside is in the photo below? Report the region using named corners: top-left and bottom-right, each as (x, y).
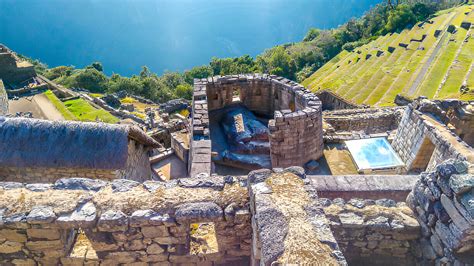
top-left (302, 5), bottom-right (474, 106)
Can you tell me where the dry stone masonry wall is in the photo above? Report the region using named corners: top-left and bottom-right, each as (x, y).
top-left (0, 80), bottom-right (7, 115)
top-left (0, 176), bottom-right (251, 265)
top-left (320, 197), bottom-right (421, 265)
top-left (248, 167), bottom-right (347, 265)
top-left (406, 159), bottom-right (474, 265)
top-left (392, 104), bottom-right (474, 172)
top-left (323, 107), bottom-right (405, 140)
top-left (190, 74), bottom-right (324, 172)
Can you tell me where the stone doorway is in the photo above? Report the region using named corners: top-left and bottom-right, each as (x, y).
top-left (410, 137), bottom-right (435, 171)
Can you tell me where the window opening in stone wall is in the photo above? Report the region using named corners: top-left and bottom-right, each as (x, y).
top-left (189, 222), bottom-right (219, 255)
top-left (255, 87), bottom-right (262, 96)
top-left (213, 93), bottom-right (219, 100)
top-left (232, 88), bottom-right (241, 102)
top-left (275, 92), bottom-right (279, 100)
top-left (67, 229), bottom-right (99, 264)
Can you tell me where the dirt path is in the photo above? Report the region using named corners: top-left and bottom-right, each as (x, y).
top-left (33, 94), bottom-right (64, 120)
top-left (8, 94), bottom-right (64, 121)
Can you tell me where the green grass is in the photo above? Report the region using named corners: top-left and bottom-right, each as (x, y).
top-left (43, 90), bottom-right (77, 120)
top-left (302, 5), bottom-right (474, 106)
top-left (416, 8), bottom-right (469, 98)
top-left (63, 98), bottom-right (119, 123)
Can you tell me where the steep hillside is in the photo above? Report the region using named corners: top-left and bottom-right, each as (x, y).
top-left (303, 5), bottom-right (474, 106)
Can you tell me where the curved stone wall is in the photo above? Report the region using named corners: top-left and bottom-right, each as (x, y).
top-left (190, 74), bottom-right (323, 174)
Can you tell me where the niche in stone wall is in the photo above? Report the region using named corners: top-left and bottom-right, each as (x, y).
top-left (410, 137), bottom-right (435, 171)
top-left (65, 229), bottom-right (98, 264)
top-left (232, 88), bottom-right (241, 103)
top-left (189, 222), bottom-right (219, 255)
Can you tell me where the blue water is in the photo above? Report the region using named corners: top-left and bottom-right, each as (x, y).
top-left (345, 138), bottom-right (404, 170)
top-left (0, 0), bottom-right (381, 76)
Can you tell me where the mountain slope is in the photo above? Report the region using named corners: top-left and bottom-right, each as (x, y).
top-left (302, 5), bottom-right (474, 106)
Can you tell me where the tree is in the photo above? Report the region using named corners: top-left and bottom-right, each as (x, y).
top-left (69, 68), bottom-right (108, 93)
top-left (44, 66), bottom-right (74, 80)
top-left (184, 65), bottom-right (213, 84)
top-left (385, 4), bottom-right (417, 33)
top-left (303, 28), bottom-right (321, 42)
top-left (140, 66), bottom-right (152, 78)
top-left (175, 84), bottom-right (193, 100)
top-left (87, 62), bottom-right (103, 72)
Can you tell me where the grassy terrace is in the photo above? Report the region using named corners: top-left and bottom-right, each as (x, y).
top-left (303, 4), bottom-right (474, 106)
top-left (44, 90), bottom-right (119, 123)
top-left (43, 90), bottom-right (77, 120)
top-left (64, 98), bottom-right (119, 123)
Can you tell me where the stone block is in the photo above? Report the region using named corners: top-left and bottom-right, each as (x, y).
top-left (0, 229), bottom-right (27, 242)
top-left (57, 202), bottom-right (97, 228)
top-left (0, 240), bottom-right (23, 253)
top-left (175, 202), bottom-right (223, 223)
top-left (26, 228), bottom-right (60, 240)
top-left (98, 210), bottom-right (129, 232)
top-left (449, 174), bottom-right (474, 195)
top-left (147, 243), bottom-right (165, 254)
top-left (25, 240), bottom-right (63, 251)
top-left (141, 226), bottom-right (169, 238)
top-left (440, 194), bottom-right (470, 232)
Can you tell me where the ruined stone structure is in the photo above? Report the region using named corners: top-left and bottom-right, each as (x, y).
top-left (392, 103), bottom-right (474, 172)
top-left (315, 90), bottom-right (361, 111)
top-left (190, 74), bottom-right (324, 175)
top-left (407, 159), bottom-right (473, 264)
top-left (0, 45), bottom-right (36, 88)
top-left (0, 176), bottom-right (251, 265)
top-left (0, 118), bottom-right (160, 183)
top-left (0, 79), bottom-right (7, 115)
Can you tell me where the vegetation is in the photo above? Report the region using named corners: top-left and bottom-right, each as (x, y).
top-left (24, 0), bottom-right (464, 105)
top-left (43, 90), bottom-right (77, 120)
top-left (44, 90), bottom-right (119, 123)
top-left (303, 4), bottom-right (474, 106)
top-left (63, 98), bottom-right (119, 123)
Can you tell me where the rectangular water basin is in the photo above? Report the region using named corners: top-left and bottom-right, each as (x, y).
top-left (345, 137), bottom-right (404, 172)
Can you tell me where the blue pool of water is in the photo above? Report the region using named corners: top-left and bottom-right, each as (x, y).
top-left (345, 138), bottom-right (404, 170)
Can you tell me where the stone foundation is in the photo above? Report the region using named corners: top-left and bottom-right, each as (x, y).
top-left (321, 197), bottom-right (420, 265)
top-left (0, 176), bottom-right (251, 265)
top-left (407, 159), bottom-right (474, 265)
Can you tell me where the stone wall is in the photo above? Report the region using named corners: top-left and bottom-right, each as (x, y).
top-left (323, 107), bottom-right (404, 135)
top-left (0, 167), bottom-right (116, 183)
top-left (315, 90), bottom-right (361, 111)
top-left (0, 47), bottom-right (36, 86)
top-left (116, 139), bottom-right (153, 182)
top-left (248, 167), bottom-right (347, 265)
top-left (0, 140), bottom-right (152, 183)
top-left (0, 175), bottom-right (251, 265)
top-left (171, 132), bottom-right (189, 165)
top-left (321, 197), bottom-right (421, 265)
top-left (0, 80), bottom-right (7, 115)
top-left (310, 175), bottom-right (419, 201)
top-left (190, 74), bottom-right (324, 171)
top-left (406, 159), bottom-right (474, 265)
top-left (392, 105), bottom-right (474, 172)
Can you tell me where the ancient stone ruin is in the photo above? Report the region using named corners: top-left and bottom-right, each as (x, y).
top-left (190, 74), bottom-right (324, 175)
top-left (0, 73), bottom-right (473, 265)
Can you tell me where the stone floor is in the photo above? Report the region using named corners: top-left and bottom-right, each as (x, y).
top-left (323, 144), bottom-right (358, 175)
top-left (151, 154), bottom-right (188, 180)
